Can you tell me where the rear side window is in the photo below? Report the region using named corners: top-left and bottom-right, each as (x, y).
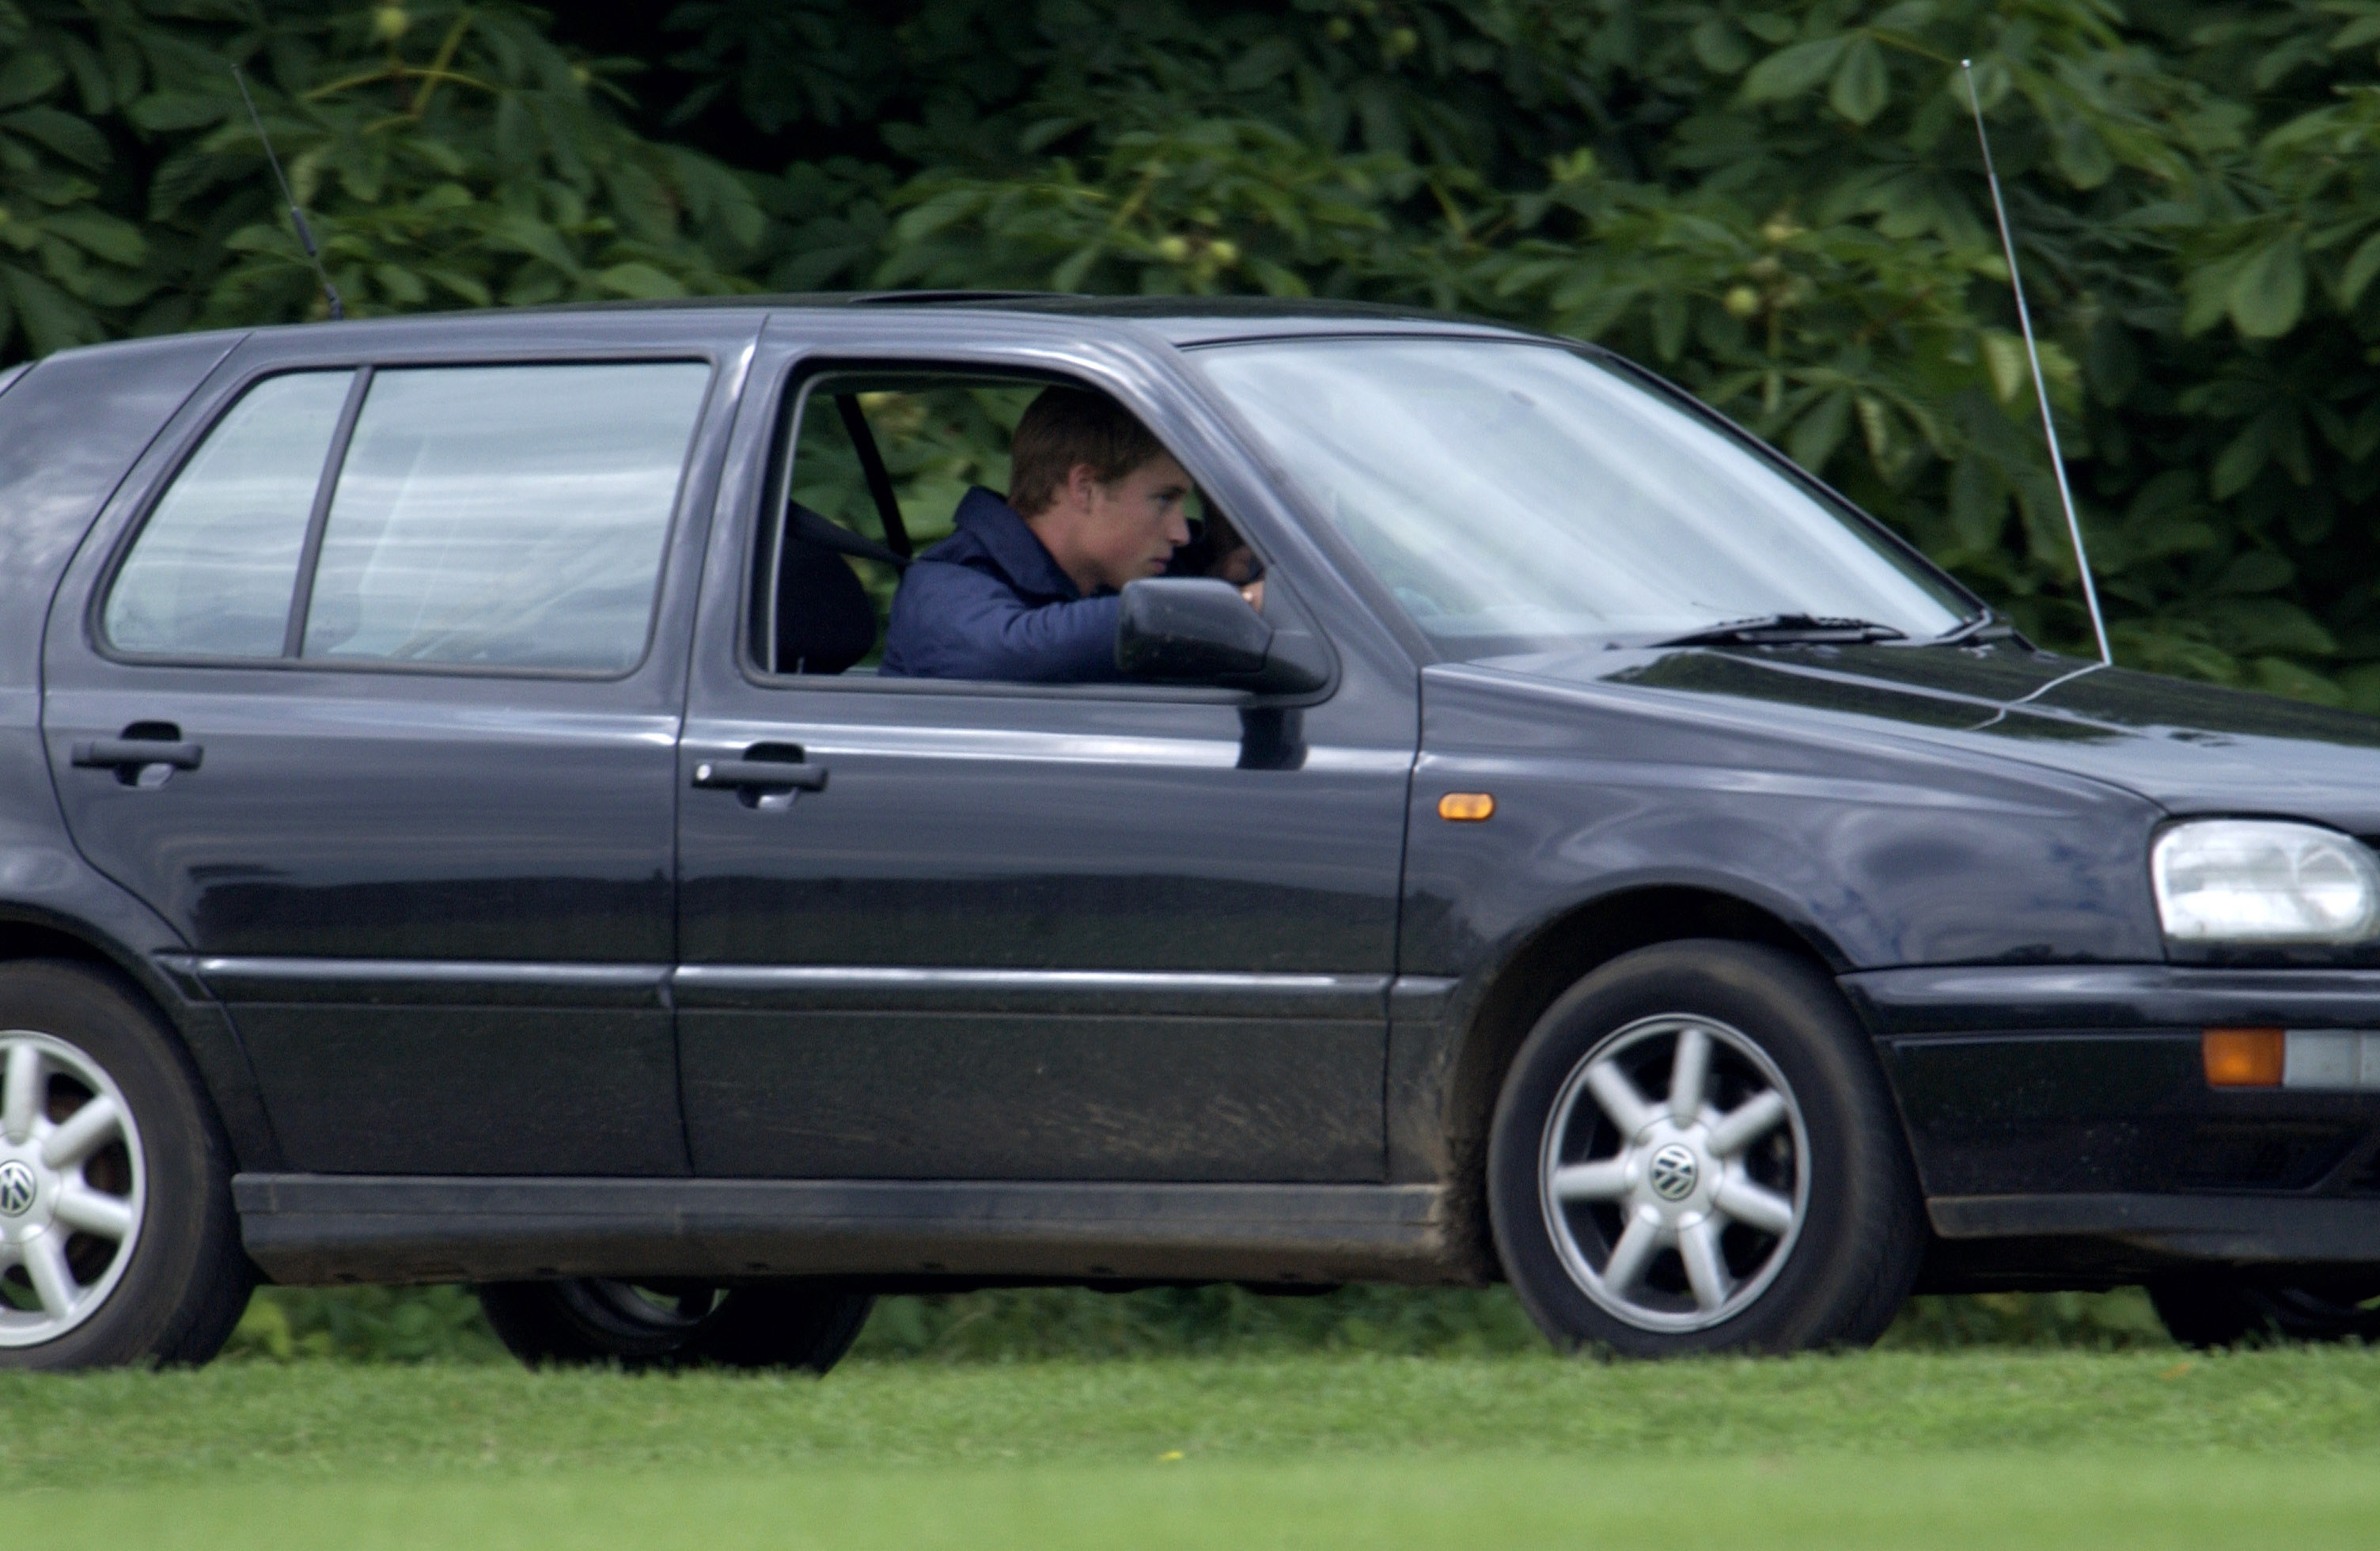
top-left (102, 360), bottom-right (711, 675)
top-left (102, 371), bottom-right (354, 658)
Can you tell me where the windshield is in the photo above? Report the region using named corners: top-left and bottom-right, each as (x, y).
top-left (1194, 338), bottom-right (1972, 658)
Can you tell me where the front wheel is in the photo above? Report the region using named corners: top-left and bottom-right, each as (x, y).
top-left (477, 1279), bottom-right (873, 1372)
top-left (1487, 941), bottom-right (1922, 1356)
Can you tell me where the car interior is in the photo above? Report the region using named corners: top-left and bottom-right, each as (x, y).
top-left (749, 371), bottom-right (1253, 680)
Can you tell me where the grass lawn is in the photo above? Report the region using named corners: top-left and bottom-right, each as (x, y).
top-left (9, 1347), bottom-right (2380, 1547)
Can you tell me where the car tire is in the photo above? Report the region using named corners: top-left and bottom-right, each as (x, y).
top-left (2147, 1275), bottom-right (2380, 1349)
top-left (476, 1279), bottom-right (874, 1372)
top-left (0, 959), bottom-right (252, 1370)
top-left (1487, 940), bottom-right (1923, 1356)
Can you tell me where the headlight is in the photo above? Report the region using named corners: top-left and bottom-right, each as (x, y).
top-left (2151, 819), bottom-right (2380, 944)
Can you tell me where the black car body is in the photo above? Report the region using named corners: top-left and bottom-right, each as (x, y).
top-left (2, 295), bottom-right (2377, 1366)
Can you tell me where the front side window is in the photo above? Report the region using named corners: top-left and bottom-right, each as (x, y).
top-left (1194, 339), bottom-right (1971, 660)
top-left (303, 363), bottom-right (711, 672)
top-left (103, 371), bottom-right (354, 658)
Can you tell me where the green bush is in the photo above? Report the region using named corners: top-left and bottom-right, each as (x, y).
top-left (225, 1285), bottom-right (508, 1364)
top-left (219, 1283), bottom-right (2175, 1363)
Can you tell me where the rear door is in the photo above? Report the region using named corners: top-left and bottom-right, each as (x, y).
top-left (41, 317), bottom-right (756, 1175)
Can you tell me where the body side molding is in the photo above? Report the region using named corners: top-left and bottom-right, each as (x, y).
top-left (181, 956), bottom-right (670, 1008)
top-left (671, 965), bottom-right (1389, 1018)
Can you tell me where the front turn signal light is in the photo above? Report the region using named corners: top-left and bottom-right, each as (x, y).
top-left (1438, 792), bottom-right (1495, 821)
top-left (2203, 1028), bottom-right (2284, 1087)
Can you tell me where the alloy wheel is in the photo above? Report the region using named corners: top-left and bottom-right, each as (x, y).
top-left (1537, 1014), bottom-right (1809, 1333)
top-left (0, 1030), bottom-right (145, 1347)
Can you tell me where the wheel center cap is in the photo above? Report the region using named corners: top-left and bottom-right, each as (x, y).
top-left (0, 1159), bottom-right (37, 1217)
top-left (1647, 1142), bottom-right (1700, 1201)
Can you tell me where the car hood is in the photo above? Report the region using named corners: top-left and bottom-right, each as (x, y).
top-left (1467, 641), bottom-right (2380, 832)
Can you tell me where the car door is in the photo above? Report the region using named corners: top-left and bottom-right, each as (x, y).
top-left (672, 325), bottom-right (1421, 1181)
top-left (40, 316), bottom-right (756, 1175)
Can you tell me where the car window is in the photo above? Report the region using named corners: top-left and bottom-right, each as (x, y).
top-left (103, 371), bottom-right (355, 658)
top-left (301, 362), bottom-right (710, 673)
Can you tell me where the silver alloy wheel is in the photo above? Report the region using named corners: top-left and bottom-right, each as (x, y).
top-left (0, 1030), bottom-right (145, 1348)
top-left (1537, 1014), bottom-right (1809, 1333)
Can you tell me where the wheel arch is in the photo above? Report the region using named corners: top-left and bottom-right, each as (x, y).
top-left (0, 907), bottom-right (279, 1173)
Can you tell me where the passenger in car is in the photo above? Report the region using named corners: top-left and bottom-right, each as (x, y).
top-left (880, 387), bottom-right (1258, 681)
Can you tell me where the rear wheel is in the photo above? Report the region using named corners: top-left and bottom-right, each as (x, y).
top-left (0, 961), bottom-right (250, 1369)
top-left (476, 1278), bottom-right (873, 1372)
top-left (1488, 941), bottom-right (1922, 1356)
top-left (2148, 1274), bottom-right (2380, 1349)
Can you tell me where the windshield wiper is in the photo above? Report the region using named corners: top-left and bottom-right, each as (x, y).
top-left (1655, 613), bottom-right (1909, 647)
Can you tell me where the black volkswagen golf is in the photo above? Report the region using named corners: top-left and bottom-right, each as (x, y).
top-left (2, 294), bottom-right (2376, 1371)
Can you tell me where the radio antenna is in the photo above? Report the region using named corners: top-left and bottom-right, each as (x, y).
top-left (230, 64), bottom-right (343, 322)
top-left (1960, 59), bottom-right (2107, 665)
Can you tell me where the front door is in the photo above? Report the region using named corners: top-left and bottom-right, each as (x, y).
top-left (43, 332), bottom-right (745, 1175)
top-left (673, 348), bottom-right (1418, 1181)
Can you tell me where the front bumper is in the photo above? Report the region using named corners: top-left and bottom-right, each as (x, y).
top-left (1842, 965), bottom-right (2380, 1269)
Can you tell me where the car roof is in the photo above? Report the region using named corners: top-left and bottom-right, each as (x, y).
top-left (36, 293), bottom-right (1550, 365)
top-left (783, 292), bottom-right (1545, 347)
top-left (487, 290), bottom-right (1548, 347)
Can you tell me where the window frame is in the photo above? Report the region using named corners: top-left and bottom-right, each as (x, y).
top-left (89, 354), bottom-right (722, 684)
top-left (736, 358), bottom-right (1321, 707)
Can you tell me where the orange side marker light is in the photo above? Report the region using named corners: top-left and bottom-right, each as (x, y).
top-left (2203, 1028), bottom-right (2284, 1087)
top-left (1438, 792), bottom-right (1495, 822)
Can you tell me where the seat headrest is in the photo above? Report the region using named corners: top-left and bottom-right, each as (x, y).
top-left (775, 527), bottom-right (878, 675)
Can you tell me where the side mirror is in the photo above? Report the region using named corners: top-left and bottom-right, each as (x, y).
top-left (1115, 578), bottom-right (1328, 696)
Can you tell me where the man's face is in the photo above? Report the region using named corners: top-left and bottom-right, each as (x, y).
top-left (1064, 453), bottom-right (1194, 593)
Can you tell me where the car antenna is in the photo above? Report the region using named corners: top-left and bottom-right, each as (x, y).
top-left (229, 63), bottom-right (343, 322)
top-left (1960, 59), bottom-right (2107, 666)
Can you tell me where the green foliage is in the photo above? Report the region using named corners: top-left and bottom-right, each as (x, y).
top-left (0, 0), bottom-right (756, 354)
top-left (1880, 1287), bottom-right (2171, 1350)
top-left (217, 1283), bottom-right (2171, 1364)
top-left (10, 0), bottom-right (2380, 696)
top-left (847, 1284), bottom-right (1548, 1361)
top-left (225, 1285), bottom-right (507, 1363)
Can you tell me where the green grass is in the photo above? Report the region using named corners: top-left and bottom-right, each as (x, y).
top-left (5, 1347), bottom-right (2374, 1488)
top-left (40, 1454), bottom-right (2380, 1551)
top-left (9, 1345), bottom-right (2380, 1549)
top-left (13, 1299), bottom-right (2359, 1548)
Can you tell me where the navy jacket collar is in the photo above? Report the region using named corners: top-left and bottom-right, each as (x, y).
top-left (951, 487), bottom-right (1085, 603)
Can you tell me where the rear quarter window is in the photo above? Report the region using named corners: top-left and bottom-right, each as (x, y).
top-left (102, 370), bottom-right (354, 658)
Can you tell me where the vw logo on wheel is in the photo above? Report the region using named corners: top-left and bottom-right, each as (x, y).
top-left (0, 1159), bottom-right (36, 1217)
top-left (1647, 1143), bottom-right (1700, 1202)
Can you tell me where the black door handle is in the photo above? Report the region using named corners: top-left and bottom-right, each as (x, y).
top-left (692, 759), bottom-right (828, 793)
top-left (71, 739), bottom-right (203, 772)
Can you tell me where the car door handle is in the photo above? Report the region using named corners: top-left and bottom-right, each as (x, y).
top-left (71, 739), bottom-right (203, 772)
top-left (692, 759), bottom-right (828, 793)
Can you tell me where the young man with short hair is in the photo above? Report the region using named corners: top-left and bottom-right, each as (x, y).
top-left (880, 388), bottom-right (1260, 681)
